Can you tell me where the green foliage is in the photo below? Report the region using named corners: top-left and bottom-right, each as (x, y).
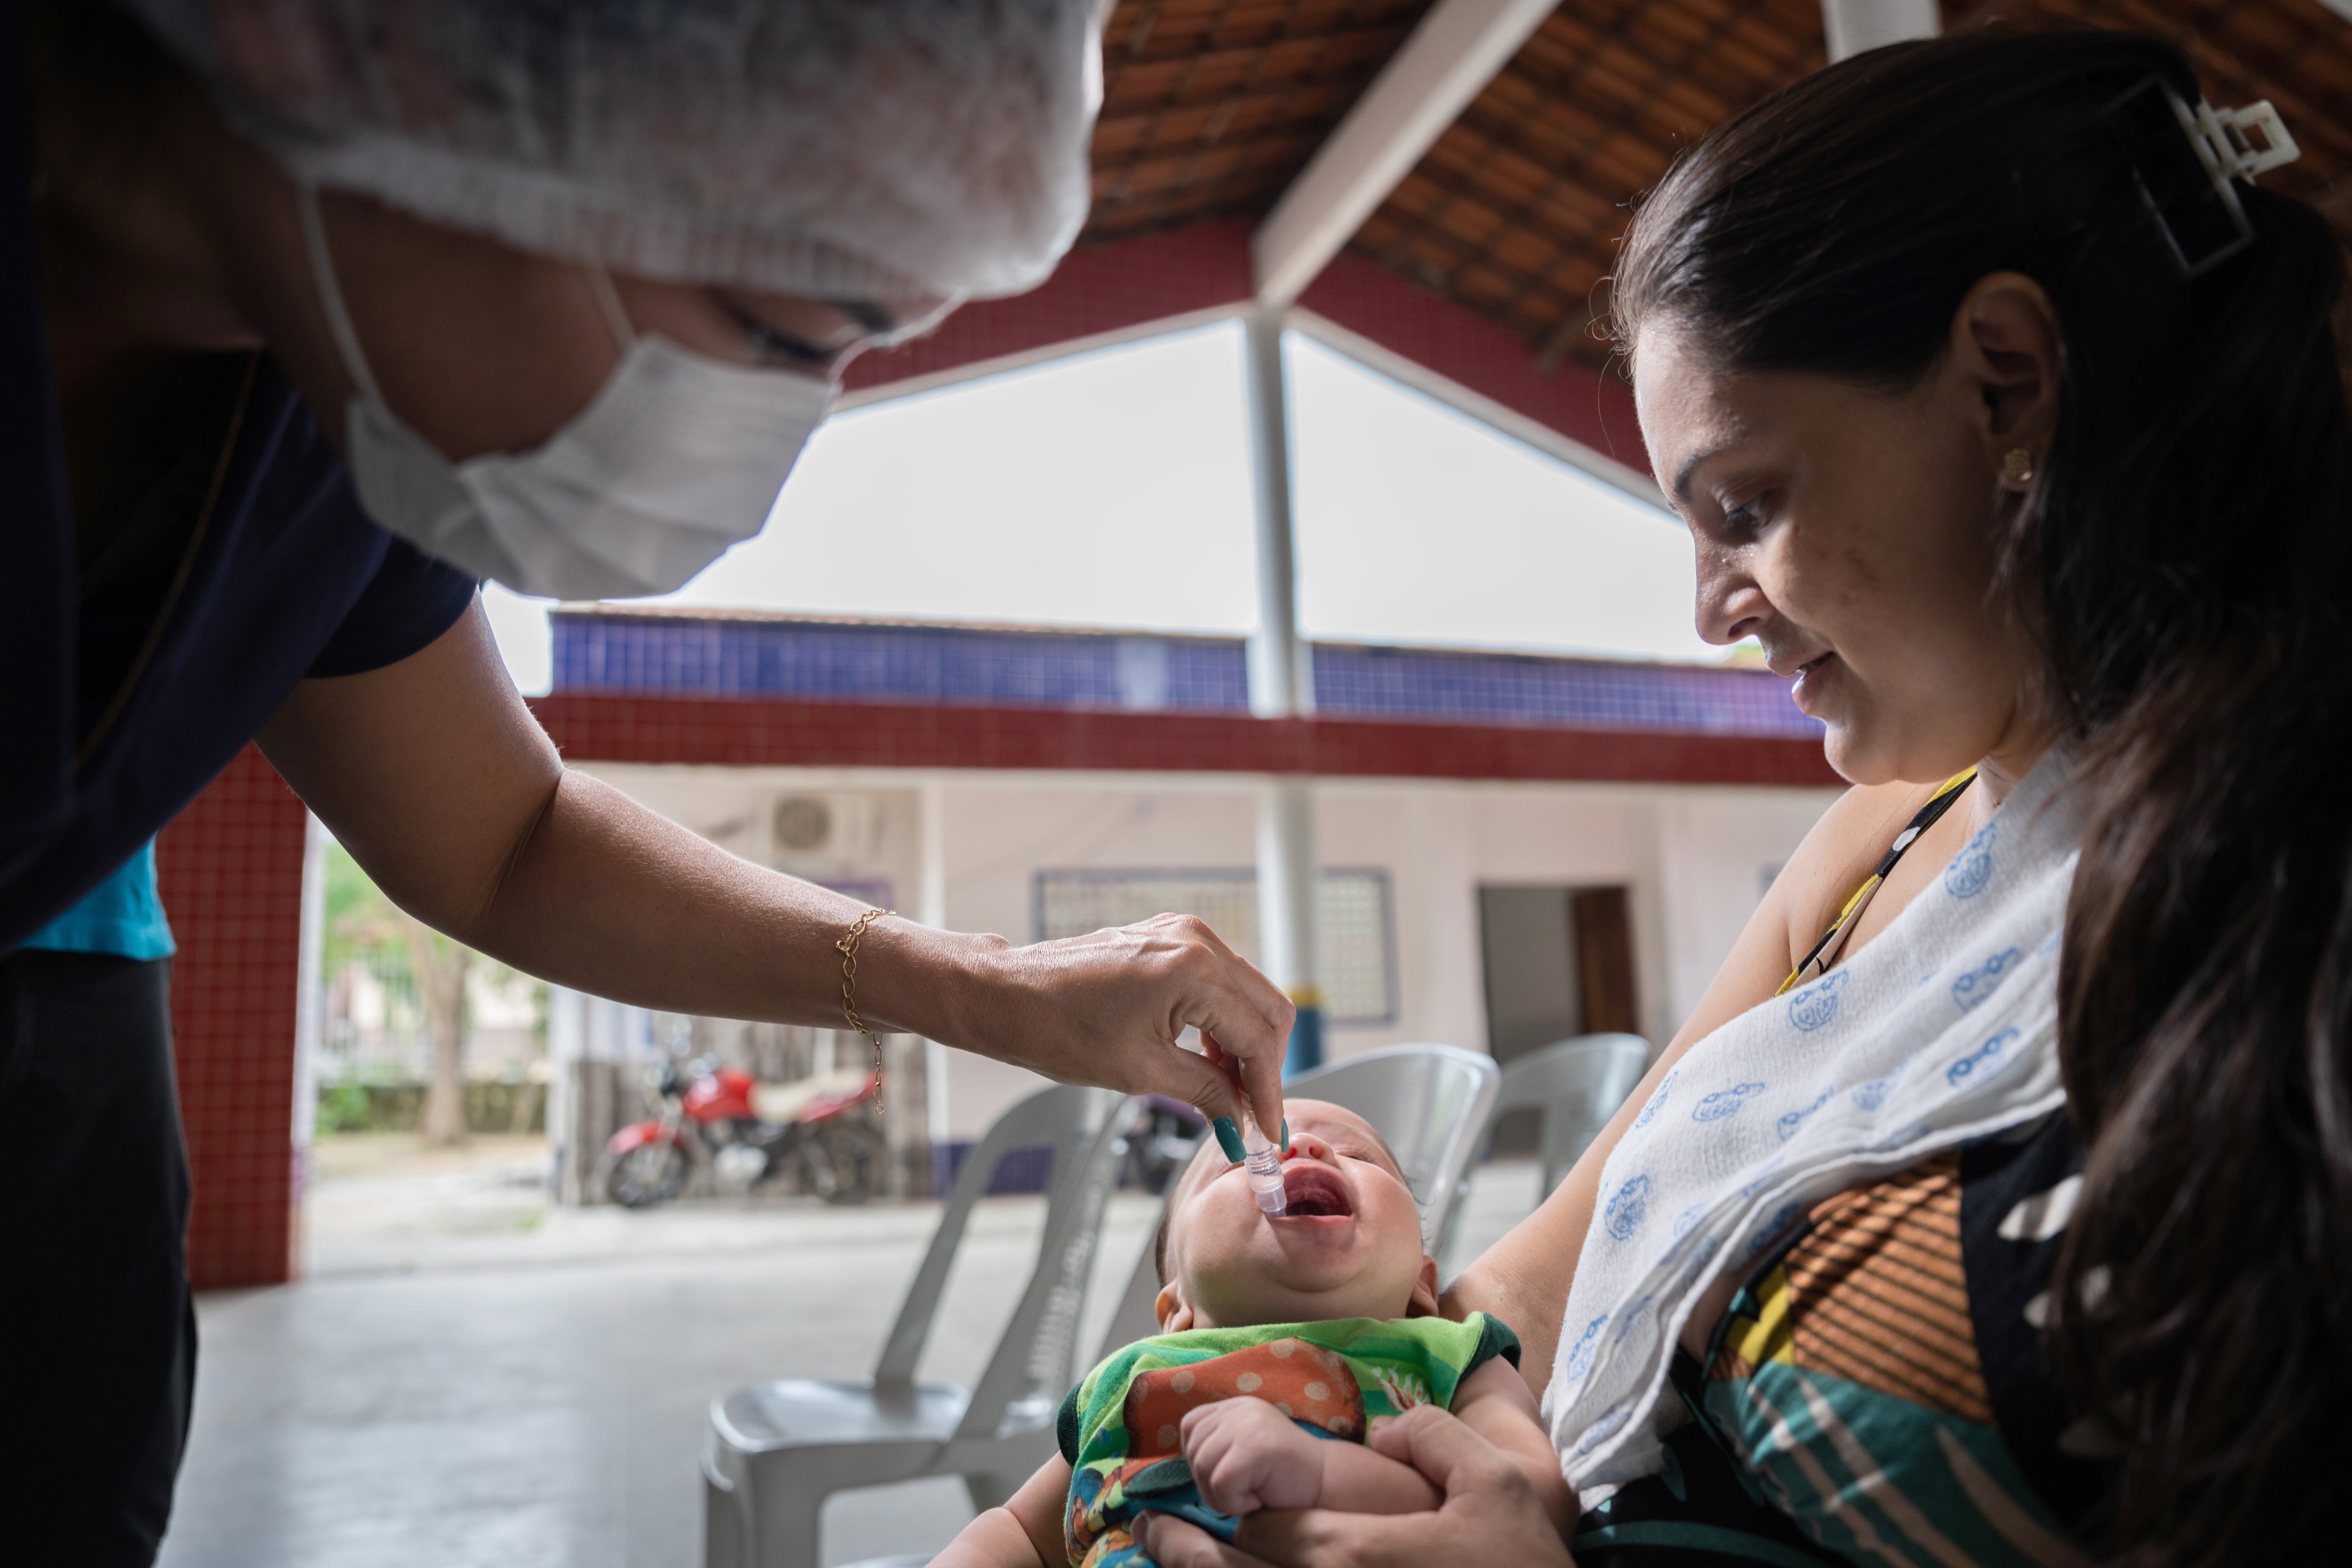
top-left (322, 842), bottom-right (492, 1005)
top-left (310, 1080), bottom-right (548, 1136)
top-left (319, 839), bottom-right (537, 1063)
top-left (318, 1079), bottom-right (375, 1134)
top-left (323, 843), bottom-right (410, 985)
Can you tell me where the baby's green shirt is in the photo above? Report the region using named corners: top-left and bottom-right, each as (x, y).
top-left (1055, 1314), bottom-right (1520, 1567)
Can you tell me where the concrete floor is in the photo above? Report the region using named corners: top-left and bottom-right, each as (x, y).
top-left (158, 1139), bottom-right (1546, 1568)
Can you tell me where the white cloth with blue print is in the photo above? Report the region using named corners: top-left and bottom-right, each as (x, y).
top-left (1541, 750), bottom-right (2081, 1492)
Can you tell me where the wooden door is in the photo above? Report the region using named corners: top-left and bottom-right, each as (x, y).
top-left (1570, 885), bottom-right (1638, 1036)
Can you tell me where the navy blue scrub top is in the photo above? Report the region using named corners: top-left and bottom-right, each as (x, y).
top-left (2, 37), bottom-right (477, 955)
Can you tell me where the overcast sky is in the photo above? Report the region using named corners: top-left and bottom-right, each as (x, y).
top-left (481, 320), bottom-right (1715, 694)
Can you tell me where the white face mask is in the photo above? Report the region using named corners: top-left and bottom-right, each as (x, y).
top-left (296, 185), bottom-right (834, 600)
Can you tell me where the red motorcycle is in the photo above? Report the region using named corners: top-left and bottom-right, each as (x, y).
top-left (601, 1058), bottom-right (889, 1208)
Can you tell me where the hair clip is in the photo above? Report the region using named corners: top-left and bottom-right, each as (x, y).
top-left (2106, 79), bottom-right (2301, 280)
top-left (2177, 96), bottom-right (2301, 186)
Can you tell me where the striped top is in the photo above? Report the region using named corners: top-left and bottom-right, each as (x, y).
top-left (1713, 1155), bottom-right (1992, 1423)
top-left (1570, 776), bottom-right (2113, 1568)
top-left (1670, 1113), bottom-right (2111, 1567)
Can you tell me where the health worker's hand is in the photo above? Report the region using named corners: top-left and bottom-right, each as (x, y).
top-left (1183, 1397), bottom-right (1325, 1517)
top-left (923, 914), bottom-right (1291, 1139)
top-left (1132, 1404), bottom-right (1576, 1568)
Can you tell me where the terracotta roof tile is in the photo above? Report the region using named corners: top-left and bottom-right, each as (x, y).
top-left (1080, 1), bottom-right (2351, 372)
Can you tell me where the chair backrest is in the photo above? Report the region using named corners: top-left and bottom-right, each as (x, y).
top-left (1288, 1044), bottom-right (1500, 1247)
top-left (954, 1087), bottom-right (1134, 1439)
top-left (1493, 1033), bottom-right (1651, 1200)
top-left (1094, 1044), bottom-right (1499, 1360)
top-left (872, 1084), bottom-right (1131, 1433)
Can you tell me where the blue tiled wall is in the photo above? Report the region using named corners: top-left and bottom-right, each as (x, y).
top-left (1310, 642), bottom-right (1818, 738)
top-left (929, 1140), bottom-right (1058, 1196)
top-left (554, 615), bottom-right (1250, 714)
top-left (929, 1139), bottom-right (1179, 1196)
top-left (551, 612), bottom-right (1817, 739)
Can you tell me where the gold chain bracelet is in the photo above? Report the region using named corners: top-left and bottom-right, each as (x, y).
top-left (837, 907), bottom-right (897, 1113)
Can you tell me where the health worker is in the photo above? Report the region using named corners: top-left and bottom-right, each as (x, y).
top-left (1, 5), bottom-right (1293, 1561)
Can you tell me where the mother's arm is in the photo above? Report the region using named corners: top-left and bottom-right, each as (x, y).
top-left (255, 600), bottom-right (1295, 1126)
top-left (1442, 782), bottom-right (1909, 1388)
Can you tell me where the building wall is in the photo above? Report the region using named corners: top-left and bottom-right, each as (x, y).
top-left (576, 763), bottom-right (1841, 1152)
top-left (1654, 789), bottom-right (1842, 1033)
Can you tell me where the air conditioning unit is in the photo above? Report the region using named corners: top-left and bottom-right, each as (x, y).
top-left (771, 794), bottom-right (834, 853)
top-left (769, 792), bottom-right (886, 862)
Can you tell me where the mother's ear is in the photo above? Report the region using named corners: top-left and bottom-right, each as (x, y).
top-left (1951, 271), bottom-right (2064, 489)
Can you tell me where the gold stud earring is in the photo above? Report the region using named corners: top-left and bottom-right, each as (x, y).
top-left (2002, 447), bottom-right (2036, 486)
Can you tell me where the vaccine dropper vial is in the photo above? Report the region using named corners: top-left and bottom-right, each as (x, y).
top-left (1241, 1110), bottom-right (1286, 1216)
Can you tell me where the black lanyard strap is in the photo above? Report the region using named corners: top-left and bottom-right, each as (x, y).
top-left (1779, 769), bottom-right (1978, 995)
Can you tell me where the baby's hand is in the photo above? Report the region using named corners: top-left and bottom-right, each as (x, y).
top-left (1180, 1396), bottom-right (1325, 1516)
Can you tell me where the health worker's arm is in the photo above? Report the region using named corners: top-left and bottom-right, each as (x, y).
top-left (257, 601), bottom-right (1294, 1129)
top-left (935, 1455), bottom-right (1069, 1568)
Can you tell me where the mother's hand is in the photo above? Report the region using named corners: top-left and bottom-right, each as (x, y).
top-left (923, 913), bottom-right (1295, 1136)
top-left (1133, 1406), bottom-right (1575, 1568)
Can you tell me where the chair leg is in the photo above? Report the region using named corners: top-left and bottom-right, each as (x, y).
top-left (748, 1474), bottom-right (830, 1568)
top-left (704, 1468), bottom-right (748, 1568)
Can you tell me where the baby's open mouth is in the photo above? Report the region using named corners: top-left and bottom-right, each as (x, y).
top-left (1278, 1166), bottom-right (1353, 1218)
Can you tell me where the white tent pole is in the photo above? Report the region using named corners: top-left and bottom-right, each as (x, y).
top-left (1242, 306), bottom-right (1324, 1073)
top-left (1821, 0), bottom-right (1939, 62)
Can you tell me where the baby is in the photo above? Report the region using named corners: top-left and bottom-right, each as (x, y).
top-left (937, 1099), bottom-right (1569, 1568)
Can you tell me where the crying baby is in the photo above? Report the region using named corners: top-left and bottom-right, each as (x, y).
top-left (934, 1099), bottom-right (1569, 1568)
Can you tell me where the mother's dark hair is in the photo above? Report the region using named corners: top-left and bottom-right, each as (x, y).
top-left (1615, 26), bottom-right (2351, 1567)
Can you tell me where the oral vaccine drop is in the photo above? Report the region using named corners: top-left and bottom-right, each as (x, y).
top-left (1240, 1107), bottom-right (1287, 1216)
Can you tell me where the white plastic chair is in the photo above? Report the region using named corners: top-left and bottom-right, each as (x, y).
top-left (1434, 1033), bottom-right (1650, 1266)
top-left (1289, 1044), bottom-right (1502, 1245)
top-left (1093, 1044), bottom-right (1501, 1359)
top-left (703, 1085), bottom-right (1132, 1568)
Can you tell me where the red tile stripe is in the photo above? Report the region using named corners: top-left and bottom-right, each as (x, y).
top-left (530, 695), bottom-right (1836, 787)
top-left (155, 744), bottom-right (309, 1291)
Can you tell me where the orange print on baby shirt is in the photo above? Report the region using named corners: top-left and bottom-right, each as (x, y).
top-left (1121, 1337), bottom-right (1368, 1457)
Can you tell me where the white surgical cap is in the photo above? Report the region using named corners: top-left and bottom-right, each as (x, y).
top-left (121, 0), bottom-right (1102, 303)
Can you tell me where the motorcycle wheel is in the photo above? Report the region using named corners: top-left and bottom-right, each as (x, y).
top-left (804, 1123), bottom-right (887, 1206)
top-left (605, 1140), bottom-right (690, 1208)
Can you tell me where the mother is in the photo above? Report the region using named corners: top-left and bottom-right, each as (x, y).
top-left (1141, 26), bottom-right (2351, 1568)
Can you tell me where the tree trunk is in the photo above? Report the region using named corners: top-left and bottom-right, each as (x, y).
top-left (404, 916), bottom-right (473, 1145)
